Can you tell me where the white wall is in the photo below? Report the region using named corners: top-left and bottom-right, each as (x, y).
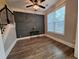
top-left (0, 0), bottom-right (6, 58)
top-left (0, 30), bottom-right (6, 59)
top-left (3, 24), bottom-right (17, 57)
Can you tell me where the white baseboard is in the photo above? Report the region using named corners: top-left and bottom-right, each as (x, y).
top-left (5, 40), bottom-right (17, 58)
top-left (45, 34), bottom-right (75, 48)
top-left (17, 34), bottom-right (45, 40)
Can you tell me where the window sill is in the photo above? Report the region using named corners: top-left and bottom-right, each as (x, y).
top-left (48, 31), bottom-right (64, 37)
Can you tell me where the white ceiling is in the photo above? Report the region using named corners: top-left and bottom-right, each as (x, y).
top-left (6, 0), bottom-right (58, 14)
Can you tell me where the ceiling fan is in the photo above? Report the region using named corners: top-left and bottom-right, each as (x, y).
top-left (26, 0), bottom-right (45, 10)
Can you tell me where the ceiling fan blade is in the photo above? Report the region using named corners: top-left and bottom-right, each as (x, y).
top-left (38, 5), bottom-right (45, 9)
top-left (30, 0), bottom-right (33, 2)
top-left (41, 0), bottom-right (45, 2)
top-left (26, 5), bottom-right (33, 8)
top-left (30, 0), bottom-right (38, 4)
top-left (34, 0), bottom-right (38, 2)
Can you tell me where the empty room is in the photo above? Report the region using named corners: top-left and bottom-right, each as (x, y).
top-left (0, 0), bottom-right (78, 59)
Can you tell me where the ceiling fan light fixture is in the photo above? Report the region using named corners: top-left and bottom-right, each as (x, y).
top-left (33, 5), bottom-right (39, 9)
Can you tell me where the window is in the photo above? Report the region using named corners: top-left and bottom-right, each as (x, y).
top-left (48, 6), bottom-right (65, 35)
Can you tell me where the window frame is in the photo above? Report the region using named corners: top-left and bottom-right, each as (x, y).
top-left (47, 5), bottom-right (66, 36)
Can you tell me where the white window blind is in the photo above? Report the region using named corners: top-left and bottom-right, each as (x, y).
top-left (48, 6), bottom-right (65, 35)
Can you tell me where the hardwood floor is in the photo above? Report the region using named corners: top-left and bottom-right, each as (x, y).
top-left (7, 36), bottom-right (76, 59)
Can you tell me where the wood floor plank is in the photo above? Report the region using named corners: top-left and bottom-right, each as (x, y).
top-left (7, 36), bottom-right (76, 59)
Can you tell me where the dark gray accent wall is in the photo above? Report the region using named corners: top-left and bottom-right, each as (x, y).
top-left (14, 12), bottom-right (44, 38)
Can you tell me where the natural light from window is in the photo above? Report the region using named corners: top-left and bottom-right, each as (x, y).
top-left (47, 6), bottom-right (65, 35)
